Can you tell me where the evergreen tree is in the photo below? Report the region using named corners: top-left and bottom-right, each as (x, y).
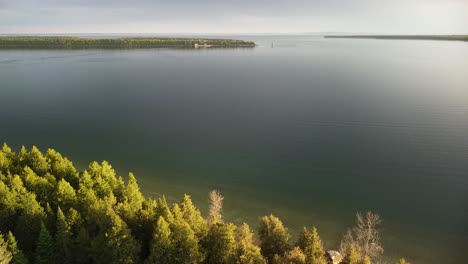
top-left (46, 149), bottom-right (79, 188)
top-left (273, 246), bottom-right (305, 264)
top-left (298, 227), bottom-right (326, 264)
top-left (0, 234), bottom-right (12, 264)
top-left (35, 222), bottom-right (55, 264)
top-left (6, 232), bottom-right (28, 264)
top-left (170, 216), bottom-right (203, 264)
top-left (55, 207), bottom-right (72, 264)
top-left (203, 222), bottom-right (236, 264)
top-left (258, 214), bottom-right (291, 263)
top-left (28, 146), bottom-right (49, 176)
top-left (56, 179), bottom-right (77, 211)
top-left (180, 195), bottom-right (208, 239)
top-left (74, 228), bottom-right (91, 264)
top-left (0, 144), bottom-right (15, 174)
top-left (344, 245), bottom-right (362, 264)
top-left (235, 223), bottom-right (266, 264)
top-left (145, 216), bottom-right (173, 264)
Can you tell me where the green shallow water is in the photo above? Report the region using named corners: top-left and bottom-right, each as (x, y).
top-left (1, 35), bottom-right (467, 263)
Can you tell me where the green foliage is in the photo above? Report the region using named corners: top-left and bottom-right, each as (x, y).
top-left (5, 232), bottom-right (28, 264)
top-left (344, 245), bottom-right (362, 264)
top-left (0, 234), bottom-right (12, 264)
top-left (0, 37), bottom-right (256, 49)
top-left (235, 223), bottom-right (266, 264)
top-left (35, 222), bottom-right (54, 264)
top-left (146, 216), bottom-right (173, 264)
top-left (55, 208), bottom-right (72, 264)
top-left (396, 258), bottom-right (410, 264)
top-left (180, 195), bottom-right (208, 239)
top-left (273, 246), bottom-right (306, 264)
top-left (202, 222), bottom-right (236, 264)
top-left (0, 144), bottom-right (402, 264)
top-left (298, 227), bottom-right (327, 264)
top-left (258, 214), bottom-right (291, 263)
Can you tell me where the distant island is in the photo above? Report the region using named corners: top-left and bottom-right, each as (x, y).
top-left (324, 35), bottom-right (468, 42)
top-left (0, 36), bottom-right (256, 49)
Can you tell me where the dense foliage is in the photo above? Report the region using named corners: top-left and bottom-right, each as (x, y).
top-left (0, 144), bottom-right (409, 264)
top-left (0, 37), bottom-right (255, 49)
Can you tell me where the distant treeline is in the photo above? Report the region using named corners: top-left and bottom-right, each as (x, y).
top-left (0, 144), bottom-right (410, 264)
top-left (0, 37), bottom-right (256, 49)
top-left (324, 35), bottom-right (468, 42)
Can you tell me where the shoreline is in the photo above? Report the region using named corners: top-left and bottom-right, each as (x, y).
top-left (324, 35), bottom-right (468, 42)
top-left (0, 36), bottom-right (256, 49)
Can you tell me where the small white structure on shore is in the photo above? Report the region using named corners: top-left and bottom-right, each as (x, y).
top-left (194, 43), bottom-right (213, 48)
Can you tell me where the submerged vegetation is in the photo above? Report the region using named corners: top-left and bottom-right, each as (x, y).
top-left (0, 37), bottom-right (256, 49)
top-left (324, 35), bottom-right (468, 42)
top-left (0, 144), bottom-right (410, 264)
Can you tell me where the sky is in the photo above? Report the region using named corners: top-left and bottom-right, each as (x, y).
top-left (1, 0), bottom-right (467, 34)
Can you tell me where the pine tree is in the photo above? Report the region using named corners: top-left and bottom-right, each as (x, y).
top-left (6, 232), bottom-right (28, 264)
top-left (180, 195), bottom-right (208, 239)
top-left (298, 227), bottom-right (327, 264)
top-left (235, 223), bottom-right (266, 264)
top-left (344, 245), bottom-right (362, 264)
top-left (274, 246), bottom-right (305, 264)
top-left (55, 207), bottom-right (72, 264)
top-left (28, 146), bottom-right (49, 176)
top-left (0, 234), bottom-right (12, 264)
top-left (145, 216), bottom-right (173, 264)
top-left (170, 216), bottom-right (203, 264)
top-left (202, 222), bottom-right (236, 264)
top-left (74, 227), bottom-right (91, 264)
top-left (258, 214), bottom-right (291, 263)
top-left (35, 222), bottom-right (55, 264)
top-left (56, 179), bottom-right (77, 211)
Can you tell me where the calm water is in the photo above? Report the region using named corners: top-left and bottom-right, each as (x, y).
top-left (1, 35), bottom-right (467, 263)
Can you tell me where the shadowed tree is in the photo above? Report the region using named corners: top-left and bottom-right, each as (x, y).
top-left (5, 232), bottom-right (28, 264)
top-left (145, 216), bottom-right (173, 264)
top-left (258, 214), bottom-right (291, 263)
top-left (35, 222), bottom-right (55, 264)
top-left (55, 207), bottom-right (72, 264)
top-left (74, 227), bottom-right (91, 264)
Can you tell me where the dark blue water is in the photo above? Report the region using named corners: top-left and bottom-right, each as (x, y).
top-left (1, 35), bottom-right (467, 263)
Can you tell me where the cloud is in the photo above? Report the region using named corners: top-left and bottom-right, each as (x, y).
top-left (1, 0), bottom-right (467, 34)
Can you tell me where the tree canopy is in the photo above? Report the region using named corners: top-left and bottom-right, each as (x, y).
top-left (0, 144), bottom-right (408, 264)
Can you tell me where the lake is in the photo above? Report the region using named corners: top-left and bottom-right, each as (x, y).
top-left (1, 35), bottom-right (467, 263)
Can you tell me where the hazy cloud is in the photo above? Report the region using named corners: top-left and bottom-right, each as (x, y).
top-left (1, 0), bottom-right (467, 34)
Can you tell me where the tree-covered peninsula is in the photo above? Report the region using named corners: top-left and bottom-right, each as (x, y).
top-left (324, 35), bottom-right (468, 42)
top-left (0, 37), bottom-right (256, 49)
top-left (0, 144), bottom-right (409, 264)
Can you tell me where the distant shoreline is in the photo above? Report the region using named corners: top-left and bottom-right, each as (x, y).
top-left (0, 36), bottom-right (256, 49)
top-left (324, 35), bottom-right (468, 42)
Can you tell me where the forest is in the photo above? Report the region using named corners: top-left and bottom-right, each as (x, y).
top-left (0, 37), bottom-right (256, 49)
top-left (0, 144), bottom-right (410, 264)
